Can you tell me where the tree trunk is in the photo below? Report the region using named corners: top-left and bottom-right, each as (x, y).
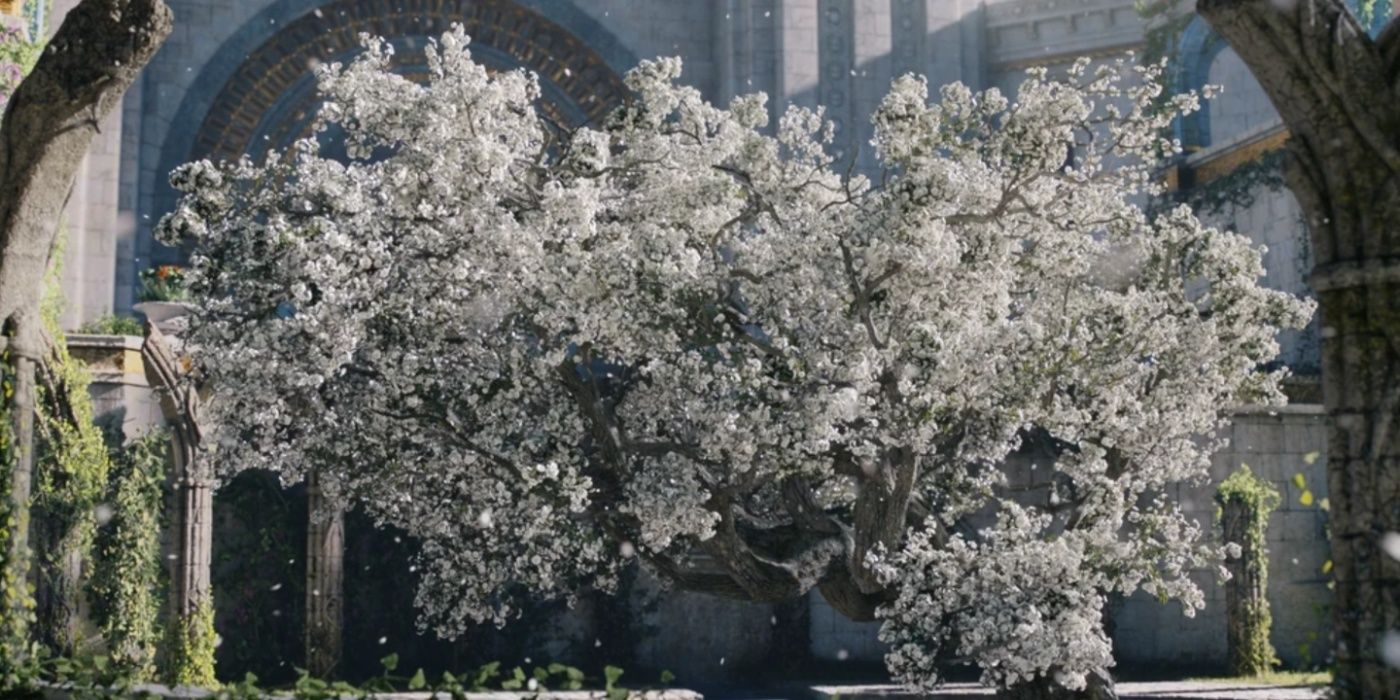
top-left (1000, 668), bottom-right (1118, 700)
top-left (32, 508), bottom-right (85, 655)
top-left (1196, 1), bottom-right (1400, 697)
top-left (1221, 498), bottom-right (1276, 676)
top-left (0, 0), bottom-right (172, 662)
top-left (304, 471), bottom-right (344, 679)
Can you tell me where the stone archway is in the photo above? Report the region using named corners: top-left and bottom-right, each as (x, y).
top-left (191, 0), bottom-right (629, 166)
top-left (171, 0), bottom-right (631, 678)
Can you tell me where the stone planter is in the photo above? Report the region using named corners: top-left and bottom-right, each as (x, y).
top-left (134, 300), bottom-right (195, 333)
top-left (64, 333), bottom-right (165, 439)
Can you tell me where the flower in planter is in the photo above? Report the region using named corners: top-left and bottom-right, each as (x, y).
top-left (137, 265), bottom-right (190, 302)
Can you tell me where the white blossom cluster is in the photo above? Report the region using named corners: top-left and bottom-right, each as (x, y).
top-left (158, 28), bottom-right (1313, 691)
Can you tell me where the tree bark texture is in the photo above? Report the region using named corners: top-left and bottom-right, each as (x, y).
top-left (0, 0), bottom-right (171, 658)
top-left (304, 471), bottom-right (345, 679)
top-left (1197, 1), bottom-right (1400, 696)
top-left (31, 508), bottom-right (85, 655)
top-left (1221, 498), bottom-right (1276, 676)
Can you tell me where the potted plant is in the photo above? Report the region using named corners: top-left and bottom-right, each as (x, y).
top-left (133, 265), bottom-right (193, 329)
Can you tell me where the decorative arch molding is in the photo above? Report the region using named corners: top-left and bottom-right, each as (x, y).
top-left (158, 0), bottom-right (636, 179)
top-left (1174, 16), bottom-right (1226, 151)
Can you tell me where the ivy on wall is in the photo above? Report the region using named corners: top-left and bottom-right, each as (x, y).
top-left (165, 599), bottom-right (218, 687)
top-left (0, 7), bottom-right (45, 680)
top-left (0, 332), bottom-right (38, 687)
top-left (32, 240), bottom-right (112, 654)
top-left (1, 230), bottom-right (168, 687)
top-left (1216, 466), bottom-right (1282, 676)
top-left (1182, 150), bottom-right (1288, 218)
top-left (89, 432), bottom-right (167, 681)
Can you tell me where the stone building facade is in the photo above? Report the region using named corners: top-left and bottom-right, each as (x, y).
top-left (37, 0), bottom-right (1361, 678)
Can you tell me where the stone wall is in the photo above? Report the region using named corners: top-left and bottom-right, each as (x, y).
top-left (1203, 50), bottom-right (1276, 148)
top-left (65, 334), bottom-right (166, 441)
top-left (49, 0), bottom-right (125, 329)
top-left (633, 571), bottom-right (782, 680)
top-left (1113, 405), bottom-right (1331, 670)
top-left (809, 406), bottom-right (1333, 672)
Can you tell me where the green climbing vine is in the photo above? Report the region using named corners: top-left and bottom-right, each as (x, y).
top-left (0, 13), bottom-right (46, 685)
top-left (1358, 0), bottom-right (1393, 31)
top-left (89, 432), bottom-right (168, 681)
top-left (0, 329), bottom-right (39, 688)
top-left (165, 598), bottom-right (219, 687)
top-left (1215, 466), bottom-right (1282, 676)
top-left (1182, 150), bottom-right (1288, 218)
top-left (30, 234), bottom-right (112, 655)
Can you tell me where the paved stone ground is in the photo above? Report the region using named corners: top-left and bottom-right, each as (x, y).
top-left (39, 686), bottom-right (703, 699)
top-left (805, 681), bottom-right (1324, 699)
top-left (39, 681), bottom-right (1325, 699)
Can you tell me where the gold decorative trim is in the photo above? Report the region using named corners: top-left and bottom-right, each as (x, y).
top-left (1162, 127), bottom-right (1290, 193)
top-left (1191, 129), bottom-right (1289, 185)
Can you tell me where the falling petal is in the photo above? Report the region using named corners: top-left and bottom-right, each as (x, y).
top-left (1383, 631), bottom-right (1400, 668)
top-left (1381, 532), bottom-right (1400, 562)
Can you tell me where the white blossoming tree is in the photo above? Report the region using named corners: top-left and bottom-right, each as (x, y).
top-left (158, 29), bottom-right (1312, 698)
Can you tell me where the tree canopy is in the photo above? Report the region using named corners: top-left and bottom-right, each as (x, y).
top-left (160, 29), bottom-right (1312, 693)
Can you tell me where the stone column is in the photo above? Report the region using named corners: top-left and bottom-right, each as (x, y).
top-left (1, 346), bottom-right (37, 663)
top-left (1221, 497), bottom-right (1274, 676)
top-left (141, 321), bottom-right (216, 685)
top-left (304, 470), bottom-right (344, 678)
top-left (168, 466), bottom-right (212, 625)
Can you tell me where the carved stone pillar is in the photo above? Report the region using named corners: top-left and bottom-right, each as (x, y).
top-left (141, 321), bottom-right (215, 685)
top-left (304, 470), bottom-right (344, 678)
top-left (1, 345), bottom-right (37, 661)
top-left (1221, 497), bottom-right (1275, 676)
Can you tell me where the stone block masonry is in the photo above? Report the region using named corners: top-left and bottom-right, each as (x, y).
top-left (812, 406), bottom-right (1332, 671)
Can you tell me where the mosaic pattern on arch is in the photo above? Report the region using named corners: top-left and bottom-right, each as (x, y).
top-left (193, 0), bottom-right (628, 164)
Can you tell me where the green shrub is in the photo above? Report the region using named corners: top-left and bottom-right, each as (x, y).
top-left (76, 315), bottom-right (144, 337)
